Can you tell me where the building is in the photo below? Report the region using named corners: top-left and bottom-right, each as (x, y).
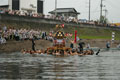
top-left (1, 0), bottom-right (44, 14)
top-left (49, 8), bottom-right (80, 19)
top-left (0, 5), bottom-right (9, 10)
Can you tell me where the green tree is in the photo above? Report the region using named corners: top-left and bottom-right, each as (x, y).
top-left (100, 16), bottom-right (108, 24)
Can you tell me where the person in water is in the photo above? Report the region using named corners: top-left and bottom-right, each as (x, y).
top-left (78, 42), bottom-right (84, 53)
top-left (70, 40), bottom-right (74, 49)
top-left (32, 39), bottom-right (36, 51)
top-left (86, 43), bottom-right (90, 49)
top-left (117, 44), bottom-right (120, 48)
top-left (106, 41), bottom-right (110, 49)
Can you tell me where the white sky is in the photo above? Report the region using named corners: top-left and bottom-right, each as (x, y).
top-left (0, 0), bottom-right (120, 23)
top-left (0, 0), bottom-right (8, 5)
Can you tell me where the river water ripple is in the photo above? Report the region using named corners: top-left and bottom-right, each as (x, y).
top-left (0, 49), bottom-right (120, 80)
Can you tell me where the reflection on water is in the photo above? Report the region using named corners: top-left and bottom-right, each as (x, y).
top-left (0, 49), bottom-right (120, 80)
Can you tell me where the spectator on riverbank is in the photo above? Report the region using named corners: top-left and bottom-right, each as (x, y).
top-left (0, 26), bottom-right (45, 42)
top-left (41, 31), bottom-right (46, 39)
top-left (0, 9), bottom-right (114, 27)
top-left (3, 25), bottom-right (7, 31)
top-left (0, 36), bottom-right (6, 44)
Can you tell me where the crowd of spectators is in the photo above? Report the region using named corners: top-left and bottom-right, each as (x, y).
top-left (0, 8), bottom-right (44, 18)
top-left (0, 25), bottom-right (53, 44)
top-left (0, 8), bottom-right (80, 23)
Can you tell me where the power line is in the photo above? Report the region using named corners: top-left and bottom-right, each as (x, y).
top-left (82, 10), bottom-right (100, 14)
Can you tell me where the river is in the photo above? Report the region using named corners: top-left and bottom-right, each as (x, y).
top-left (0, 49), bottom-right (120, 80)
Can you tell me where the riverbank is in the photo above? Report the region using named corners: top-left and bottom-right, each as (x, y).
top-left (0, 14), bottom-right (120, 53)
top-left (0, 39), bottom-right (119, 53)
top-left (0, 40), bottom-right (52, 53)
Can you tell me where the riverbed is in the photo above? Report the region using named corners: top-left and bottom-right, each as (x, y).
top-left (0, 49), bottom-right (120, 80)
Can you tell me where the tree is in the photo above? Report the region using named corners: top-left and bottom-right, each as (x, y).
top-left (100, 16), bottom-right (108, 24)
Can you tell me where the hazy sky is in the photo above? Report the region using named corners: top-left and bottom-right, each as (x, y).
top-left (0, 0), bottom-right (120, 23)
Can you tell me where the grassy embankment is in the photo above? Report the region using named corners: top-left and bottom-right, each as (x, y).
top-left (63, 25), bottom-right (120, 40)
top-left (1, 20), bottom-right (120, 40)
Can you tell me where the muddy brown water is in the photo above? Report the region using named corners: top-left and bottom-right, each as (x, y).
top-left (0, 49), bottom-right (120, 80)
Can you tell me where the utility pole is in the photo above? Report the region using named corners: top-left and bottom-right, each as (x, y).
top-left (89, 0), bottom-right (91, 22)
top-left (104, 9), bottom-right (108, 19)
top-left (55, 0), bottom-right (57, 16)
top-left (103, 9), bottom-right (108, 24)
top-left (100, 0), bottom-right (103, 23)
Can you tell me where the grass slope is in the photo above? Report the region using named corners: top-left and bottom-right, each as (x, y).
top-left (1, 20), bottom-right (120, 40)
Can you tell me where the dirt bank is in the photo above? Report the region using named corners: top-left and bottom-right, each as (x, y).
top-left (0, 40), bottom-right (52, 53)
top-left (0, 39), bottom-right (119, 53)
top-left (83, 39), bottom-right (120, 48)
